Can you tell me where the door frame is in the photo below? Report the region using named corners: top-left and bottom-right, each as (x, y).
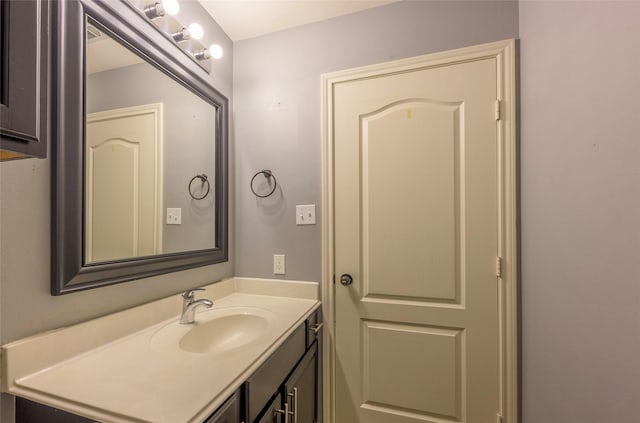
top-left (321, 39), bottom-right (518, 423)
top-left (85, 103), bottom-right (164, 262)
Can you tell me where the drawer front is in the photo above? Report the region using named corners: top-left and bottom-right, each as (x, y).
top-left (305, 307), bottom-right (322, 348)
top-left (246, 323), bottom-right (305, 422)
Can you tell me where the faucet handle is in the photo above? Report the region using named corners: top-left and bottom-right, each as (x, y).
top-left (182, 288), bottom-right (205, 301)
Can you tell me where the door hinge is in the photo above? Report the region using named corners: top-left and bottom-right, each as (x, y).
top-left (333, 274), bottom-right (336, 285)
top-left (497, 413), bottom-right (504, 423)
top-left (494, 100), bottom-right (501, 121)
top-left (496, 256), bottom-right (503, 278)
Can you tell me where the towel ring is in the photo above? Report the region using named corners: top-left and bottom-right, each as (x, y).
top-left (250, 169), bottom-right (277, 198)
top-left (188, 174), bottom-right (210, 200)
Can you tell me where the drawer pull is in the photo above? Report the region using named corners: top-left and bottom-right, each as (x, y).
top-left (309, 323), bottom-right (324, 334)
top-left (288, 387), bottom-right (298, 423)
top-left (275, 402), bottom-right (290, 423)
top-left (294, 387), bottom-right (298, 422)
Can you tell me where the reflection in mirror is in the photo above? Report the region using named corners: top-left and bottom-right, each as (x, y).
top-left (84, 18), bottom-right (216, 264)
top-left (51, 0), bottom-right (227, 295)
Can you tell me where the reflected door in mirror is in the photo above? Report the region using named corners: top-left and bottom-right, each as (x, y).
top-left (86, 104), bottom-right (163, 262)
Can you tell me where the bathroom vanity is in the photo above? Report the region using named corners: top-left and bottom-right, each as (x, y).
top-left (2, 278), bottom-right (322, 423)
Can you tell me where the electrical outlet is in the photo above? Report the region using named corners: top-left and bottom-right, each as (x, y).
top-left (167, 208), bottom-right (182, 225)
top-left (273, 254), bottom-right (285, 275)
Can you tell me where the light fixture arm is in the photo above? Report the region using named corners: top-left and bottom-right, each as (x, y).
top-left (143, 2), bottom-right (164, 19)
top-left (193, 49), bottom-right (210, 61)
top-left (171, 28), bottom-right (190, 42)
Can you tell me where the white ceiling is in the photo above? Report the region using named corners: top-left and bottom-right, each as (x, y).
top-left (86, 28), bottom-right (144, 74)
top-left (197, 0), bottom-right (400, 41)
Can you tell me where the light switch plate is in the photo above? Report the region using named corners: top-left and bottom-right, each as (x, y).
top-left (167, 208), bottom-right (182, 225)
top-left (296, 204), bottom-right (316, 225)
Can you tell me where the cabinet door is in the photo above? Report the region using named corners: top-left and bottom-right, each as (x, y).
top-left (284, 341), bottom-right (319, 423)
top-left (255, 393), bottom-right (285, 423)
top-left (246, 324), bottom-right (305, 422)
top-left (204, 391), bottom-right (242, 423)
top-left (0, 0), bottom-right (48, 159)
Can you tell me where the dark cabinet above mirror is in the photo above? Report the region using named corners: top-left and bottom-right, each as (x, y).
top-left (51, 0), bottom-right (228, 295)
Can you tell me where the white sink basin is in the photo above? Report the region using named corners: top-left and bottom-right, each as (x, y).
top-left (180, 313), bottom-right (268, 354)
top-left (151, 306), bottom-right (275, 355)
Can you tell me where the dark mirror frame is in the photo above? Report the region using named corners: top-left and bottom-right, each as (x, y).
top-left (51, 0), bottom-right (228, 295)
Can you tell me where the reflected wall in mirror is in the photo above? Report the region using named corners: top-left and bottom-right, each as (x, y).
top-left (52, 0), bottom-right (228, 295)
top-left (85, 19), bottom-right (216, 263)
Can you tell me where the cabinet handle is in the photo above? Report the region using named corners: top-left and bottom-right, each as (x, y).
top-left (309, 322), bottom-right (324, 334)
top-left (275, 402), bottom-right (290, 423)
top-left (287, 387), bottom-right (298, 423)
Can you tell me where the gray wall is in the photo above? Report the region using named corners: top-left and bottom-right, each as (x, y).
top-left (233, 0), bottom-right (519, 281)
top-left (519, 1), bottom-right (640, 422)
top-left (0, 1), bottom-right (232, 421)
top-left (88, 62), bottom-right (216, 254)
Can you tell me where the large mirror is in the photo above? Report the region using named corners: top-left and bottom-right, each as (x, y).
top-left (52, 0), bottom-right (228, 295)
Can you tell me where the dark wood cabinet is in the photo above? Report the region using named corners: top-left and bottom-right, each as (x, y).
top-left (0, 0), bottom-right (49, 160)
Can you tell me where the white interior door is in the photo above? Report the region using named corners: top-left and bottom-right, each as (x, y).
top-left (326, 41), bottom-right (517, 423)
top-left (85, 104), bottom-right (163, 262)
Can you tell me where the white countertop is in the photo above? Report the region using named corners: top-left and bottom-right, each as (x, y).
top-left (1, 278), bottom-right (320, 423)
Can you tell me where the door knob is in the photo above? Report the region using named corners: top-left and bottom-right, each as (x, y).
top-left (340, 274), bottom-right (353, 286)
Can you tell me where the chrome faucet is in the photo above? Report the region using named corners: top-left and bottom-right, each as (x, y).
top-left (180, 288), bottom-right (213, 324)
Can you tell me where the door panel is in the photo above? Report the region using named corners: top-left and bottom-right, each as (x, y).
top-left (363, 100), bottom-right (462, 302)
top-left (89, 138), bottom-right (140, 260)
top-left (363, 321), bottom-right (463, 419)
top-left (334, 58), bottom-right (499, 423)
top-left (85, 104), bottom-right (162, 262)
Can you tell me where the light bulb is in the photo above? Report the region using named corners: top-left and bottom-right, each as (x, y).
top-left (188, 23), bottom-right (203, 40)
top-left (161, 0), bottom-right (179, 16)
top-left (209, 44), bottom-right (223, 59)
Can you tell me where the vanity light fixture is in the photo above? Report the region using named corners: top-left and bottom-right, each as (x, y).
top-left (171, 28), bottom-right (190, 42)
top-left (188, 23), bottom-right (204, 40)
top-left (143, 0), bottom-right (179, 19)
top-left (129, 0), bottom-right (219, 72)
